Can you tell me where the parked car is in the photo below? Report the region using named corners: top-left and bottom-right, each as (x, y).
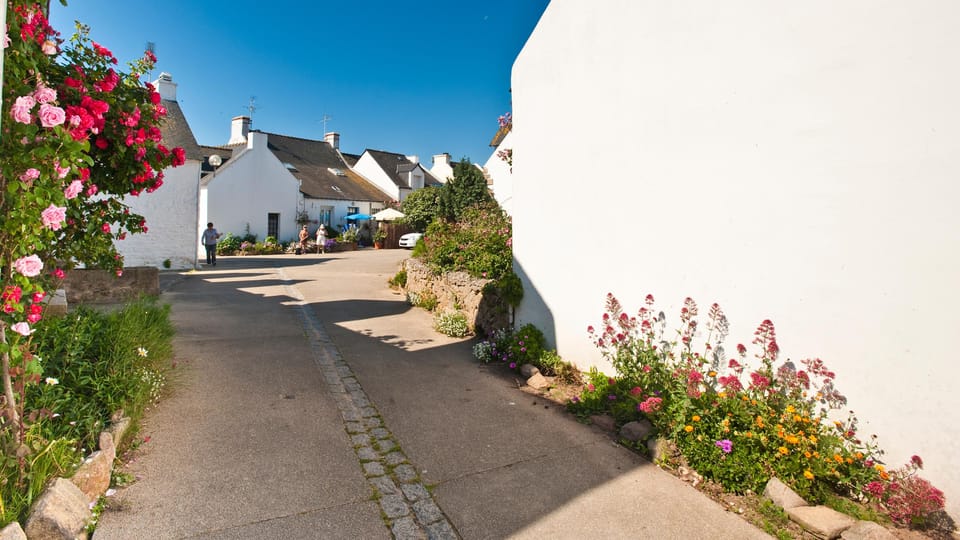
top-left (399, 232), bottom-right (423, 249)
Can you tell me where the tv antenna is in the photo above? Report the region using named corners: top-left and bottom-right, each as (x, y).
top-left (320, 113), bottom-right (332, 134)
top-left (247, 96), bottom-right (258, 126)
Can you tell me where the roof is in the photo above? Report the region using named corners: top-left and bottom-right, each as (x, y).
top-left (365, 149), bottom-right (444, 188)
top-left (341, 152), bottom-right (361, 167)
top-left (265, 133), bottom-right (392, 202)
top-left (159, 99), bottom-right (203, 161)
top-left (199, 144), bottom-right (234, 174)
top-left (489, 124), bottom-right (511, 147)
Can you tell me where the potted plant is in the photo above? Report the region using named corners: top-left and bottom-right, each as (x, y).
top-left (374, 228), bottom-right (387, 249)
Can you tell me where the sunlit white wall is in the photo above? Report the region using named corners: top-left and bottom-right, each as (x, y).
top-left (512, 0), bottom-right (960, 519)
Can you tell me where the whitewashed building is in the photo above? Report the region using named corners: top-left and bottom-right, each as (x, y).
top-left (429, 153), bottom-right (454, 184)
top-left (352, 149), bottom-right (443, 202)
top-left (511, 0), bottom-right (960, 518)
top-left (200, 119), bottom-right (393, 250)
top-left (483, 127), bottom-right (514, 214)
top-left (117, 73), bottom-right (201, 269)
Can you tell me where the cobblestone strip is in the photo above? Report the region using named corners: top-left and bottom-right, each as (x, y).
top-left (288, 290), bottom-right (459, 540)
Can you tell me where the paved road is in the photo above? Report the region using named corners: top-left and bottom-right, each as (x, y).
top-left (93, 250), bottom-right (768, 539)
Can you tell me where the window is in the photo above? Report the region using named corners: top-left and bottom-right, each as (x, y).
top-left (267, 213), bottom-right (279, 239)
top-left (347, 207), bottom-right (359, 215)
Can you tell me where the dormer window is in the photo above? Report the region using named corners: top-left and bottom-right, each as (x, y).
top-left (328, 168), bottom-right (347, 176)
top-left (283, 162), bottom-right (299, 172)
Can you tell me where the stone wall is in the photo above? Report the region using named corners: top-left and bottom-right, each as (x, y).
top-left (401, 258), bottom-right (510, 336)
top-left (63, 267), bottom-right (159, 304)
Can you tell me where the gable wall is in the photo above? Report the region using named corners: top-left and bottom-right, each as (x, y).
top-left (353, 153), bottom-right (401, 200)
top-left (118, 160), bottom-right (200, 269)
top-left (483, 131), bottom-right (513, 215)
top-left (201, 134), bottom-right (301, 247)
top-left (512, 0), bottom-right (960, 518)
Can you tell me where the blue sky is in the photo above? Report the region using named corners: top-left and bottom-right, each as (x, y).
top-left (49, 0), bottom-right (549, 166)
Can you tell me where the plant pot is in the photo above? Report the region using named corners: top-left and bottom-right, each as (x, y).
top-left (374, 241), bottom-right (383, 249)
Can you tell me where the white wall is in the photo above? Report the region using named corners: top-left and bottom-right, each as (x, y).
top-left (353, 153), bottom-right (401, 200)
top-left (201, 132), bottom-right (300, 251)
top-left (483, 131), bottom-right (513, 215)
top-left (512, 0), bottom-right (960, 518)
top-left (302, 197), bottom-right (383, 233)
top-left (117, 160), bottom-right (200, 269)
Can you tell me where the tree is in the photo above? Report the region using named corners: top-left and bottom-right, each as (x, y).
top-left (399, 186), bottom-right (441, 232)
top-left (1, 3), bottom-right (182, 437)
top-left (437, 159), bottom-right (492, 222)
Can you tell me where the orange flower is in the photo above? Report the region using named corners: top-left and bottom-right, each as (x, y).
top-left (803, 470), bottom-right (814, 480)
top-left (778, 446), bottom-right (789, 455)
top-left (793, 415), bottom-right (802, 423)
top-left (804, 451), bottom-right (812, 459)
top-left (755, 416), bottom-right (765, 428)
top-left (708, 371), bottom-right (717, 377)
top-left (785, 435), bottom-right (800, 445)
top-left (684, 425), bottom-right (694, 433)
top-left (692, 415), bottom-right (701, 422)
top-left (834, 454), bottom-right (844, 464)
top-left (880, 471), bottom-right (890, 480)
top-left (855, 452), bottom-right (863, 459)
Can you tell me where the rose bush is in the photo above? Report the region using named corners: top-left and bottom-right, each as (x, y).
top-left (1, 1), bottom-right (182, 441)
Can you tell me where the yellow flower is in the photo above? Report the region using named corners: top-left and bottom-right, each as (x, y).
top-left (684, 425), bottom-right (694, 433)
top-left (718, 392), bottom-right (727, 398)
top-left (846, 457), bottom-right (853, 464)
top-left (808, 435), bottom-right (817, 443)
top-left (778, 446), bottom-right (789, 455)
top-left (793, 415), bottom-right (802, 423)
top-left (786, 405), bottom-right (796, 414)
top-left (692, 415), bottom-right (701, 422)
top-left (813, 451), bottom-right (820, 458)
top-left (785, 435), bottom-right (800, 445)
top-left (803, 470), bottom-right (814, 480)
top-left (751, 399), bottom-right (758, 406)
top-left (855, 452), bottom-right (863, 459)
top-left (708, 371), bottom-right (717, 377)
top-left (874, 464), bottom-right (885, 472)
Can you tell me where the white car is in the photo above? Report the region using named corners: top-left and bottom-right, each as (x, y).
top-left (398, 232), bottom-right (423, 249)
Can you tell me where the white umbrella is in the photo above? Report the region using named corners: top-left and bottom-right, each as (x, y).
top-left (372, 208), bottom-right (405, 221)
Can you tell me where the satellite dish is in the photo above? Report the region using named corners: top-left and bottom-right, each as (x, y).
top-left (208, 154), bottom-right (222, 168)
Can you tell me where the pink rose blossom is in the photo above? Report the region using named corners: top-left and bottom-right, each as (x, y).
top-left (34, 86), bottom-right (57, 104)
top-left (64, 179), bottom-right (83, 199)
top-left (86, 184), bottom-right (99, 196)
top-left (41, 39), bottom-right (57, 55)
top-left (19, 168), bottom-right (40, 183)
top-left (54, 162), bottom-right (70, 179)
top-left (41, 204), bottom-right (67, 230)
top-left (13, 255), bottom-right (43, 277)
top-left (53, 268), bottom-right (66, 280)
top-left (10, 322), bottom-right (33, 336)
top-left (38, 103), bottom-right (66, 127)
top-left (11, 95), bottom-right (36, 124)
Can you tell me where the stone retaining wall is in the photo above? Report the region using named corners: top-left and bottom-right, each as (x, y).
top-left (401, 258), bottom-right (510, 336)
top-left (62, 267), bottom-right (159, 304)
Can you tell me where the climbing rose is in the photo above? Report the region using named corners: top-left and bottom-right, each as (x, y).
top-left (11, 95), bottom-right (35, 124)
top-left (41, 204), bottom-right (66, 230)
top-left (64, 179), bottom-right (83, 199)
top-left (10, 322), bottom-right (33, 336)
top-left (38, 103), bottom-right (65, 127)
top-left (13, 255), bottom-right (43, 277)
top-left (34, 86), bottom-right (56, 103)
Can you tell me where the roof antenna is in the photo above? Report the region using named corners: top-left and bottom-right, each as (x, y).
top-left (320, 113), bottom-right (332, 135)
top-left (247, 96), bottom-right (258, 127)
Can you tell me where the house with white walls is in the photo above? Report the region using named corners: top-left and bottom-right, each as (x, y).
top-left (511, 0), bottom-right (960, 519)
top-left (200, 118), bottom-right (393, 250)
top-left (483, 125), bottom-right (513, 214)
top-left (352, 149), bottom-right (443, 202)
top-left (116, 73), bottom-right (201, 269)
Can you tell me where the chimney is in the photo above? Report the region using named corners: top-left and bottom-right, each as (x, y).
top-left (432, 153), bottom-right (450, 167)
top-left (155, 72), bottom-right (176, 101)
top-left (229, 116), bottom-right (251, 145)
top-left (324, 132), bottom-right (340, 150)
top-left (406, 155), bottom-right (419, 164)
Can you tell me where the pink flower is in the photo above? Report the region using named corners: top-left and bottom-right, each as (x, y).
top-left (101, 222), bottom-right (111, 234)
top-left (19, 168), bottom-right (40, 183)
top-left (41, 204), bottom-right (66, 230)
top-left (54, 161), bottom-right (70, 179)
top-left (32, 292), bottom-right (45, 303)
top-left (86, 184), bottom-right (99, 196)
top-left (639, 396), bottom-right (663, 414)
top-left (10, 322), bottom-right (33, 336)
top-left (53, 268), bottom-right (66, 280)
top-left (14, 255), bottom-right (43, 277)
top-left (41, 39), bottom-right (57, 55)
top-left (11, 95), bottom-right (35, 124)
top-left (64, 179), bottom-right (83, 199)
top-left (34, 86), bottom-right (57, 103)
top-left (38, 103), bottom-right (65, 127)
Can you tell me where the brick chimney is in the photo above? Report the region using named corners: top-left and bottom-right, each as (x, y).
top-left (229, 116), bottom-right (251, 145)
top-left (155, 72), bottom-right (176, 101)
top-left (324, 132), bottom-right (340, 150)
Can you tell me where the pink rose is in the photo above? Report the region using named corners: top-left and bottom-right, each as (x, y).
top-left (10, 323), bottom-right (33, 336)
top-left (11, 95), bottom-right (35, 124)
top-left (41, 204), bottom-right (67, 230)
top-left (64, 179), bottom-right (83, 199)
top-left (34, 86), bottom-right (57, 104)
top-left (53, 268), bottom-right (66, 280)
top-left (19, 168), bottom-right (40, 182)
top-left (42, 40), bottom-right (57, 55)
top-left (38, 103), bottom-right (65, 128)
top-left (13, 255), bottom-right (43, 277)
top-left (54, 161), bottom-right (70, 179)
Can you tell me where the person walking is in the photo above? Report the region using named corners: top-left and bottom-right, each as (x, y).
top-left (298, 225), bottom-right (309, 255)
top-left (201, 222), bottom-right (222, 266)
top-left (316, 224), bottom-right (327, 254)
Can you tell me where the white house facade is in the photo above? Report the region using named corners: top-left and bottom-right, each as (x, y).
top-left (116, 74), bottom-right (200, 270)
top-left (511, 0), bottom-right (960, 518)
top-left (352, 150), bottom-right (442, 202)
top-left (483, 130), bottom-right (513, 215)
top-left (200, 130), bottom-right (301, 251)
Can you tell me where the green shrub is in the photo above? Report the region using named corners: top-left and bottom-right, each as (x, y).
top-left (417, 202), bottom-right (512, 280)
top-left (217, 232), bottom-right (242, 255)
top-left (389, 270), bottom-right (408, 288)
top-left (408, 290), bottom-right (438, 311)
top-left (0, 423), bottom-right (81, 526)
top-left (434, 311), bottom-right (470, 337)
